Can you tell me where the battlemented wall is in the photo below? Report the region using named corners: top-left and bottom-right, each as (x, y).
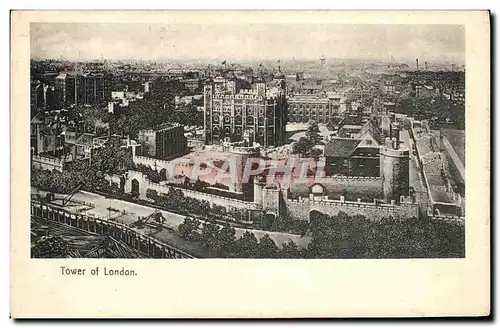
top-left (117, 170), bottom-right (416, 223)
top-left (428, 214), bottom-right (465, 225)
top-left (32, 155), bottom-right (66, 172)
top-left (285, 195), bottom-right (418, 221)
top-left (124, 170), bottom-right (260, 211)
top-left (287, 176), bottom-right (384, 201)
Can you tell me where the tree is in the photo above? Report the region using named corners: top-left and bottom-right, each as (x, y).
top-left (292, 121), bottom-right (324, 158)
top-left (258, 234), bottom-right (279, 258)
top-left (306, 121), bottom-right (322, 145)
top-left (31, 232), bottom-right (69, 258)
top-left (146, 189), bottom-right (158, 200)
top-left (269, 215), bottom-right (292, 232)
top-left (178, 217), bottom-right (200, 241)
top-left (91, 136), bottom-right (134, 174)
top-left (233, 231), bottom-right (259, 258)
top-left (219, 225), bottom-right (236, 255)
top-left (306, 211), bottom-right (465, 259)
top-left (292, 137), bottom-right (315, 157)
top-left (201, 221), bottom-right (221, 253)
top-left (280, 240), bottom-right (302, 258)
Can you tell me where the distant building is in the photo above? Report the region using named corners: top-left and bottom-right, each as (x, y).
top-left (287, 94), bottom-right (341, 124)
top-left (55, 73), bottom-right (76, 107)
top-left (30, 82), bottom-right (45, 111)
top-left (30, 112), bottom-right (64, 155)
top-left (183, 78), bottom-right (201, 92)
top-left (73, 132), bottom-right (96, 161)
top-left (382, 82), bottom-right (396, 95)
top-left (138, 123), bottom-right (187, 159)
top-left (291, 82), bottom-right (323, 95)
top-left (143, 81), bottom-right (151, 93)
top-left (55, 72), bottom-right (112, 107)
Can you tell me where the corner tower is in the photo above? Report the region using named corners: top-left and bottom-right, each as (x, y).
top-left (380, 137), bottom-right (410, 203)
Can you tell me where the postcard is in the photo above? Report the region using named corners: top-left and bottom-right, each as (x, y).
top-left (11, 10), bottom-right (490, 318)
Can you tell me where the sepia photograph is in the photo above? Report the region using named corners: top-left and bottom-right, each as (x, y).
top-left (29, 22), bottom-right (466, 259)
top-left (11, 10), bottom-right (490, 318)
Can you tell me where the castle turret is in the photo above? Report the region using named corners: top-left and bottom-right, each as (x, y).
top-left (381, 115), bottom-right (392, 138)
top-left (253, 175), bottom-right (265, 206)
top-left (228, 144), bottom-right (260, 193)
top-left (380, 136), bottom-right (410, 203)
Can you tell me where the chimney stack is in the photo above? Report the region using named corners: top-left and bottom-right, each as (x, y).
top-left (425, 61), bottom-right (428, 71)
top-left (394, 126), bottom-right (400, 149)
top-left (416, 58), bottom-right (419, 71)
top-left (390, 123), bottom-right (400, 149)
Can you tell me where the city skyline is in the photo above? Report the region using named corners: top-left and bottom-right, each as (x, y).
top-left (31, 23), bottom-right (465, 65)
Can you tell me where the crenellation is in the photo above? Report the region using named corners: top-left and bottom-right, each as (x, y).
top-left (32, 154), bottom-right (67, 172)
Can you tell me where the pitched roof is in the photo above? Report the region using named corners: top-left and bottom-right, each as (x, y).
top-left (75, 133), bottom-right (95, 147)
top-left (31, 114), bottom-right (43, 124)
top-left (357, 133), bottom-right (380, 148)
top-left (338, 125), bottom-right (362, 138)
top-left (358, 119), bottom-right (382, 143)
top-left (324, 138), bottom-right (360, 158)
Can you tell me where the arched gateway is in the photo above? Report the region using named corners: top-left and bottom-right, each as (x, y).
top-left (131, 179), bottom-right (140, 197)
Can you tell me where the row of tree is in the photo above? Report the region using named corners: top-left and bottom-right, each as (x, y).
top-left (105, 78), bottom-right (203, 139)
top-left (307, 211), bottom-right (465, 258)
top-left (178, 210), bottom-right (464, 259)
top-left (31, 136), bottom-right (135, 194)
top-left (178, 217), bottom-right (303, 258)
top-left (145, 188), bottom-right (257, 225)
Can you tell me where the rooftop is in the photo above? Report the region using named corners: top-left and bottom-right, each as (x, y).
top-left (75, 133), bottom-right (96, 147)
top-left (324, 138), bottom-right (360, 158)
top-left (141, 123), bottom-right (183, 133)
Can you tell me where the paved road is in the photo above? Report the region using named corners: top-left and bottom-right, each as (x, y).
top-left (442, 136), bottom-right (465, 181)
top-left (31, 187), bottom-right (309, 248)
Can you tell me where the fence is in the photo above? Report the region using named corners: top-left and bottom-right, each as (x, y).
top-left (31, 200), bottom-right (196, 259)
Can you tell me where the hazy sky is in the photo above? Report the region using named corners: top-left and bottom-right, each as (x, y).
top-left (31, 23), bottom-right (465, 64)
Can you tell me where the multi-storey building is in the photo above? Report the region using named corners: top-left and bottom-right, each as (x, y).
top-left (287, 94), bottom-right (341, 124)
top-left (30, 81), bottom-right (45, 112)
top-left (55, 73), bottom-right (76, 108)
top-left (55, 72), bottom-right (112, 107)
top-left (324, 120), bottom-right (385, 177)
top-left (137, 123), bottom-right (187, 159)
top-left (183, 78), bottom-right (201, 93)
top-left (203, 71), bottom-right (287, 148)
top-left (30, 112), bottom-right (65, 155)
